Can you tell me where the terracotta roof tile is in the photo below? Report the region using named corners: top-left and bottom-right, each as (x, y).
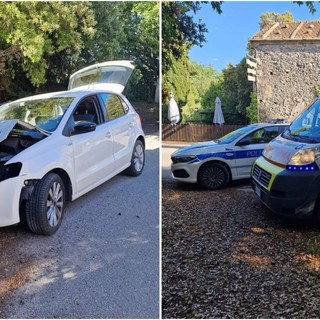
top-left (250, 21), bottom-right (320, 41)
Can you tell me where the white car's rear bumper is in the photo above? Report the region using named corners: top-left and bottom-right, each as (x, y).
top-left (0, 176), bottom-right (25, 227)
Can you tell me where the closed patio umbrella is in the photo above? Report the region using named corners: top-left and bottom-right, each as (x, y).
top-left (213, 97), bottom-right (224, 125)
top-left (168, 92), bottom-right (180, 125)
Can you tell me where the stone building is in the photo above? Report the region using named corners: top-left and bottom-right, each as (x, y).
top-left (249, 21), bottom-right (320, 122)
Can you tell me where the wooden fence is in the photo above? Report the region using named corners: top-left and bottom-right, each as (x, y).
top-left (162, 123), bottom-right (242, 142)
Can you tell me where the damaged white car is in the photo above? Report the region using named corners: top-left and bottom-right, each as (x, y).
top-left (0, 61), bottom-right (145, 235)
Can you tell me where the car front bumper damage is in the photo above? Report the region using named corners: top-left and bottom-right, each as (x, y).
top-left (0, 175), bottom-right (26, 227)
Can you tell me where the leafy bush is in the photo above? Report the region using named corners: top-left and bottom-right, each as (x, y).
top-left (246, 92), bottom-right (259, 124)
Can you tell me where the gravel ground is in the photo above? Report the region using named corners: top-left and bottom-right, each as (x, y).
top-left (162, 179), bottom-right (320, 318)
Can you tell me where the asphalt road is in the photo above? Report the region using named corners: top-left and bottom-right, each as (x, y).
top-left (0, 132), bottom-right (159, 319)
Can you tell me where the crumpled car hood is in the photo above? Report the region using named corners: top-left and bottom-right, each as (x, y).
top-left (0, 120), bottom-right (17, 143)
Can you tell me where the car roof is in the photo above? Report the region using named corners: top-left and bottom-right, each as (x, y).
top-left (248, 122), bottom-right (289, 128)
top-left (4, 89), bottom-right (124, 104)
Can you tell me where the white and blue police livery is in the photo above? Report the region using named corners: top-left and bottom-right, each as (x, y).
top-left (171, 123), bottom-right (288, 190)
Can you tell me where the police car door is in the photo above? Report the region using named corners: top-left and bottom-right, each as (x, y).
top-left (234, 126), bottom-right (280, 179)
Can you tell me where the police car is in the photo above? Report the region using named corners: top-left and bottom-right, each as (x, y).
top-left (171, 123), bottom-right (288, 190)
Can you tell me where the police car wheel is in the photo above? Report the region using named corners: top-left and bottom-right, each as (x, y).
top-left (198, 163), bottom-right (230, 190)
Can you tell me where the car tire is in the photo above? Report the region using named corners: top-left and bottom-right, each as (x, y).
top-left (123, 140), bottom-right (145, 176)
top-left (26, 173), bottom-right (65, 235)
top-left (198, 162), bottom-right (230, 190)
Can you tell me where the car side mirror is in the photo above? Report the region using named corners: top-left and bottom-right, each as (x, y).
top-left (72, 121), bottom-right (96, 135)
top-left (236, 138), bottom-right (250, 146)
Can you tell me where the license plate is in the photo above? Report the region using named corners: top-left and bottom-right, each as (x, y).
top-left (254, 184), bottom-right (261, 198)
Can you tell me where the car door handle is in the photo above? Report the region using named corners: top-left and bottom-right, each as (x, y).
top-left (129, 121), bottom-right (135, 128)
top-left (106, 131), bottom-right (112, 138)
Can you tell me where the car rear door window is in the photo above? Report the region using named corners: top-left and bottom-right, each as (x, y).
top-left (99, 93), bottom-right (127, 121)
top-left (244, 126), bottom-right (280, 144)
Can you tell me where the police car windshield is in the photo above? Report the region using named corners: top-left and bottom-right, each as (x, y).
top-left (217, 125), bottom-right (259, 145)
top-left (283, 98), bottom-right (320, 143)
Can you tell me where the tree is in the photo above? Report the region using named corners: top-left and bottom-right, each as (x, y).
top-left (246, 92), bottom-right (259, 123)
top-left (77, 1), bottom-right (159, 68)
top-left (259, 11), bottom-right (294, 29)
top-left (162, 1), bottom-right (222, 74)
top-left (162, 52), bottom-right (219, 123)
top-left (46, 1), bottom-right (159, 102)
top-left (122, 1), bottom-right (159, 101)
top-left (126, 2), bottom-right (159, 60)
top-left (43, 2), bottom-right (128, 93)
top-left (77, 2), bottom-right (127, 67)
top-left (0, 2), bottom-right (95, 90)
top-left (162, 1), bottom-right (223, 107)
top-left (180, 61), bottom-right (219, 123)
top-left (294, 1), bottom-right (320, 14)
top-left (201, 59), bottom-right (252, 124)
top-left (162, 2), bottom-right (206, 64)
top-left (163, 48), bottom-right (191, 103)
top-left (0, 2), bottom-right (159, 102)
top-left (0, 46), bottom-right (21, 101)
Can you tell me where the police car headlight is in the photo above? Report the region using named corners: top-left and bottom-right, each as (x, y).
top-left (288, 149), bottom-right (316, 165)
top-left (171, 155), bottom-right (196, 163)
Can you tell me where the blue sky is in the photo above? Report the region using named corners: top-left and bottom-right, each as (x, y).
top-left (189, 1), bottom-right (320, 71)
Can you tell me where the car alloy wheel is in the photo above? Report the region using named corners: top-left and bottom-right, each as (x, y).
top-left (198, 163), bottom-right (230, 190)
top-left (26, 173), bottom-right (65, 235)
top-left (47, 181), bottom-right (64, 227)
top-left (124, 140), bottom-right (145, 176)
top-left (133, 141), bottom-right (144, 172)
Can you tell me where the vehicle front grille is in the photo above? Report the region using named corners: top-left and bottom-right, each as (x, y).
top-left (252, 164), bottom-right (272, 189)
top-left (173, 169), bottom-right (189, 178)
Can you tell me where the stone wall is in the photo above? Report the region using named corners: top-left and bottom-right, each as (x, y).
top-left (253, 41), bottom-right (320, 122)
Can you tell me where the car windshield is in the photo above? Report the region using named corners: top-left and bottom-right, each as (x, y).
top-left (217, 125), bottom-right (259, 144)
top-left (282, 98), bottom-right (320, 143)
top-left (0, 97), bottom-right (74, 133)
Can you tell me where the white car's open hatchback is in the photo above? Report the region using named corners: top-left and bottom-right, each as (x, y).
top-left (0, 61), bottom-right (145, 235)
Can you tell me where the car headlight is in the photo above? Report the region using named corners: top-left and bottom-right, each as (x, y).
top-left (289, 149), bottom-right (316, 165)
top-left (171, 155), bottom-right (196, 164)
top-left (287, 148), bottom-right (320, 171)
